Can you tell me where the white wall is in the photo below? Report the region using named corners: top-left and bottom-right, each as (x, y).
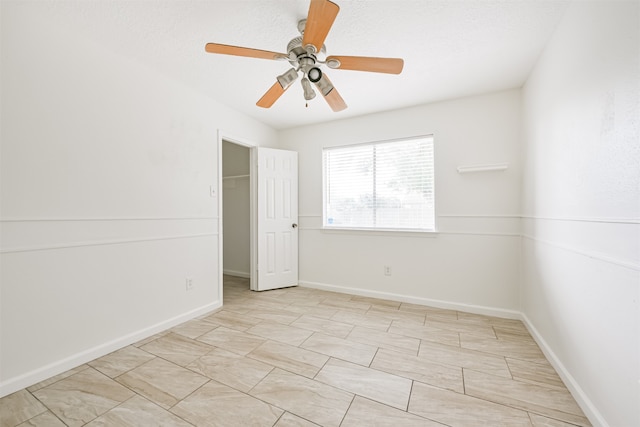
top-left (0, 2), bottom-right (277, 396)
top-left (222, 142), bottom-right (251, 277)
top-left (279, 90), bottom-right (523, 315)
top-left (520, 2), bottom-right (640, 426)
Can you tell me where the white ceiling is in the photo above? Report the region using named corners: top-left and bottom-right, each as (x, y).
top-left (43, 0), bottom-right (570, 130)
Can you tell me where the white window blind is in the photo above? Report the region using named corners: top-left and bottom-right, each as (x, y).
top-left (323, 136), bottom-right (435, 231)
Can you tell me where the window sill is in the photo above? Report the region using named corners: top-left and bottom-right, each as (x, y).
top-left (320, 227), bottom-right (439, 238)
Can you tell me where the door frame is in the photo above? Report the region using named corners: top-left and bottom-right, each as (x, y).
top-left (217, 130), bottom-right (258, 302)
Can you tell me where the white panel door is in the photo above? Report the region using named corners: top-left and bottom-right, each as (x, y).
top-left (255, 147), bottom-right (298, 291)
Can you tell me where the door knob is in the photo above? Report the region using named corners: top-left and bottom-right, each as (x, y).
top-left (292, 223), bottom-right (298, 228)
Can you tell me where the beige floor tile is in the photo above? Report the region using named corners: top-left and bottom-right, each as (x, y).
top-left (274, 412), bottom-right (320, 427)
top-left (331, 310), bottom-right (391, 331)
top-left (290, 314), bottom-right (354, 338)
top-left (248, 340), bottom-right (328, 378)
top-left (418, 340), bottom-right (512, 377)
top-left (460, 333), bottom-right (548, 364)
top-left (247, 307), bottom-right (303, 325)
top-left (456, 311), bottom-right (523, 327)
top-left (463, 369), bottom-right (590, 426)
top-left (284, 303), bottom-right (339, 319)
top-left (398, 302), bottom-right (444, 316)
top-left (26, 365), bottom-right (90, 392)
top-left (16, 411), bottom-right (66, 427)
top-left (529, 412), bottom-right (586, 426)
top-left (171, 318), bottom-right (218, 339)
top-left (300, 332), bottom-right (378, 366)
top-left (494, 325), bottom-right (537, 342)
top-left (371, 348), bottom-right (463, 393)
top-left (424, 317), bottom-right (497, 338)
top-left (202, 310), bottom-right (262, 331)
top-left (507, 358), bottom-right (566, 390)
top-left (140, 332), bottom-right (212, 366)
top-left (132, 331), bottom-right (169, 348)
top-left (115, 358), bottom-right (208, 409)
top-left (239, 298), bottom-right (293, 313)
top-left (350, 295), bottom-right (402, 309)
top-left (426, 309), bottom-right (460, 322)
top-left (346, 325), bottom-right (420, 355)
top-left (187, 347), bottom-right (273, 392)
top-left (388, 319), bottom-right (460, 346)
top-left (319, 297), bottom-right (372, 313)
top-left (315, 358), bottom-right (412, 410)
top-left (315, 290), bottom-right (354, 301)
top-left (33, 368), bottom-right (134, 427)
top-left (365, 307), bottom-right (427, 325)
top-left (196, 326), bottom-right (265, 355)
top-left (341, 396), bottom-right (442, 427)
top-left (261, 291), bottom-right (323, 307)
top-left (89, 346), bottom-right (155, 378)
top-left (217, 300), bottom-right (252, 315)
top-left (172, 380), bottom-right (283, 427)
top-left (408, 381), bottom-right (533, 427)
top-left (85, 395), bottom-right (192, 426)
top-left (0, 390), bottom-right (47, 427)
top-left (250, 368), bottom-right (353, 427)
top-left (247, 321), bottom-right (314, 346)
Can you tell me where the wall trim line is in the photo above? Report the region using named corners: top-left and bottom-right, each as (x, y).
top-left (0, 233), bottom-right (218, 254)
top-left (521, 215), bottom-right (640, 225)
top-left (522, 234), bottom-right (640, 271)
top-left (0, 301), bottom-right (222, 398)
top-left (0, 216), bottom-right (217, 222)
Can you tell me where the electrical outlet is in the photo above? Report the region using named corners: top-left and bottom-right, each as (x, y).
top-left (186, 278), bottom-right (194, 291)
top-left (384, 266), bottom-right (392, 276)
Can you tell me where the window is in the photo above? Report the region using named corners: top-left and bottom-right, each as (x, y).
top-left (323, 136), bottom-right (435, 231)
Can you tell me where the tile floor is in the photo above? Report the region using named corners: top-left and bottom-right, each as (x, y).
top-left (1, 275), bottom-right (591, 427)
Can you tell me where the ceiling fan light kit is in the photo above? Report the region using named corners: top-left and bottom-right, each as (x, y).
top-left (205, 0), bottom-right (404, 112)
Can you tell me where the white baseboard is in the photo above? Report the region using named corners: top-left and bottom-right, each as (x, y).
top-left (223, 269), bottom-right (250, 279)
top-left (519, 313), bottom-right (607, 427)
top-left (299, 280), bottom-right (522, 320)
top-left (0, 301), bottom-right (221, 398)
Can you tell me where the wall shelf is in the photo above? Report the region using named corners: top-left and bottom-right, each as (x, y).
top-left (457, 163), bottom-right (509, 174)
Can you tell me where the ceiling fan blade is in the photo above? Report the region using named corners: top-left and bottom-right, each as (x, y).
top-left (205, 43), bottom-right (287, 60)
top-left (256, 81), bottom-right (287, 108)
top-left (302, 0), bottom-right (339, 53)
top-left (326, 55), bottom-right (404, 74)
top-left (324, 86), bottom-right (347, 112)
top-left (312, 73), bottom-right (347, 112)
top-left (257, 68), bottom-right (299, 108)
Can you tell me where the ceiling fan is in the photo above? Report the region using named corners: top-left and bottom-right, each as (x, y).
top-left (204, 0), bottom-right (404, 112)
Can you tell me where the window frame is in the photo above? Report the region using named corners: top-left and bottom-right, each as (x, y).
top-left (322, 135), bottom-right (437, 234)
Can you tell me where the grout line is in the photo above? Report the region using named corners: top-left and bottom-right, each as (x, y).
top-left (462, 367), bottom-right (467, 395)
top-left (339, 394), bottom-right (357, 426)
top-left (406, 380), bottom-right (414, 412)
